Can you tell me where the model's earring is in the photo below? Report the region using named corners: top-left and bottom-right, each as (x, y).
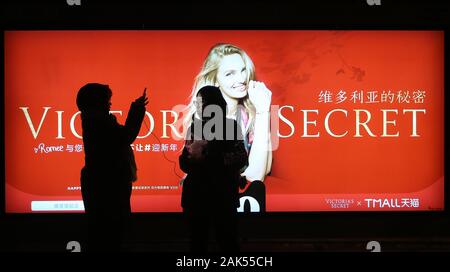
top-left (214, 82), bottom-right (219, 87)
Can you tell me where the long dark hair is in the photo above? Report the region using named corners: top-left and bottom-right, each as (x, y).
top-left (196, 85), bottom-right (227, 119)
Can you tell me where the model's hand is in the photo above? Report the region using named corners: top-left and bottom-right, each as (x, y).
top-left (134, 88), bottom-right (149, 107)
top-left (248, 80), bottom-right (271, 113)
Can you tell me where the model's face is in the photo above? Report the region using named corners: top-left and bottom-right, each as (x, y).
top-left (216, 54), bottom-right (248, 100)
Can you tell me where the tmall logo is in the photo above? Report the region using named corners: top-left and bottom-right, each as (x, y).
top-left (67, 0), bottom-right (81, 6)
top-left (367, 0), bottom-right (381, 5)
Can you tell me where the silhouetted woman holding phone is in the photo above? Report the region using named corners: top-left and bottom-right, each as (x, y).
top-left (180, 86), bottom-right (248, 252)
top-left (77, 83), bottom-right (148, 251)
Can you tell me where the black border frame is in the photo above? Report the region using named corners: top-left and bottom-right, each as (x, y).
top-left (1, 0), bottom-right (449, 252)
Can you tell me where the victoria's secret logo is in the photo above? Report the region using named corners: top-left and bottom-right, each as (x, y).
top-left (19, 104), bottom-right (426, 145)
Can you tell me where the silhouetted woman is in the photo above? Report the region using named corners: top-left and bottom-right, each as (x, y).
top-left (180, 86), bottom-right (248, 252)
top-left (77, 83), bottom-right (147, 251)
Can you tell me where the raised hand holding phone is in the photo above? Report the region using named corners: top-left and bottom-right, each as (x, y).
top-left (135, 87), bottom-right (149, 107)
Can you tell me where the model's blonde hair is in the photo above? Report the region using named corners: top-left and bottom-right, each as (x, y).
top-left (184, 43), bottom-right (256, 136)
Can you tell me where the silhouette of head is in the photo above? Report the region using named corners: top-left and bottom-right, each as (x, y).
top-left (76, 83), bottom-right (112, 113)
top-left (196, 86), bottom-right (227, 119)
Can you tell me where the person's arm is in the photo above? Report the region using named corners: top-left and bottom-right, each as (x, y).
top-left (224, 139), bottom-right (248, 172)
top-left (121, 91), bottom-right (148, 144)
top-left (242, 111), bottom-right (272, 181)
top-left (179, 140), bottom-right (208, 174)
top-left (179, 144), bottom-right (194, 174)
top-left (242, 80), bottom-right (273, 181)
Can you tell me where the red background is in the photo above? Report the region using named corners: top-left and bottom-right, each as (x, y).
top-left (4, 31), bottom-right (444, 212)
